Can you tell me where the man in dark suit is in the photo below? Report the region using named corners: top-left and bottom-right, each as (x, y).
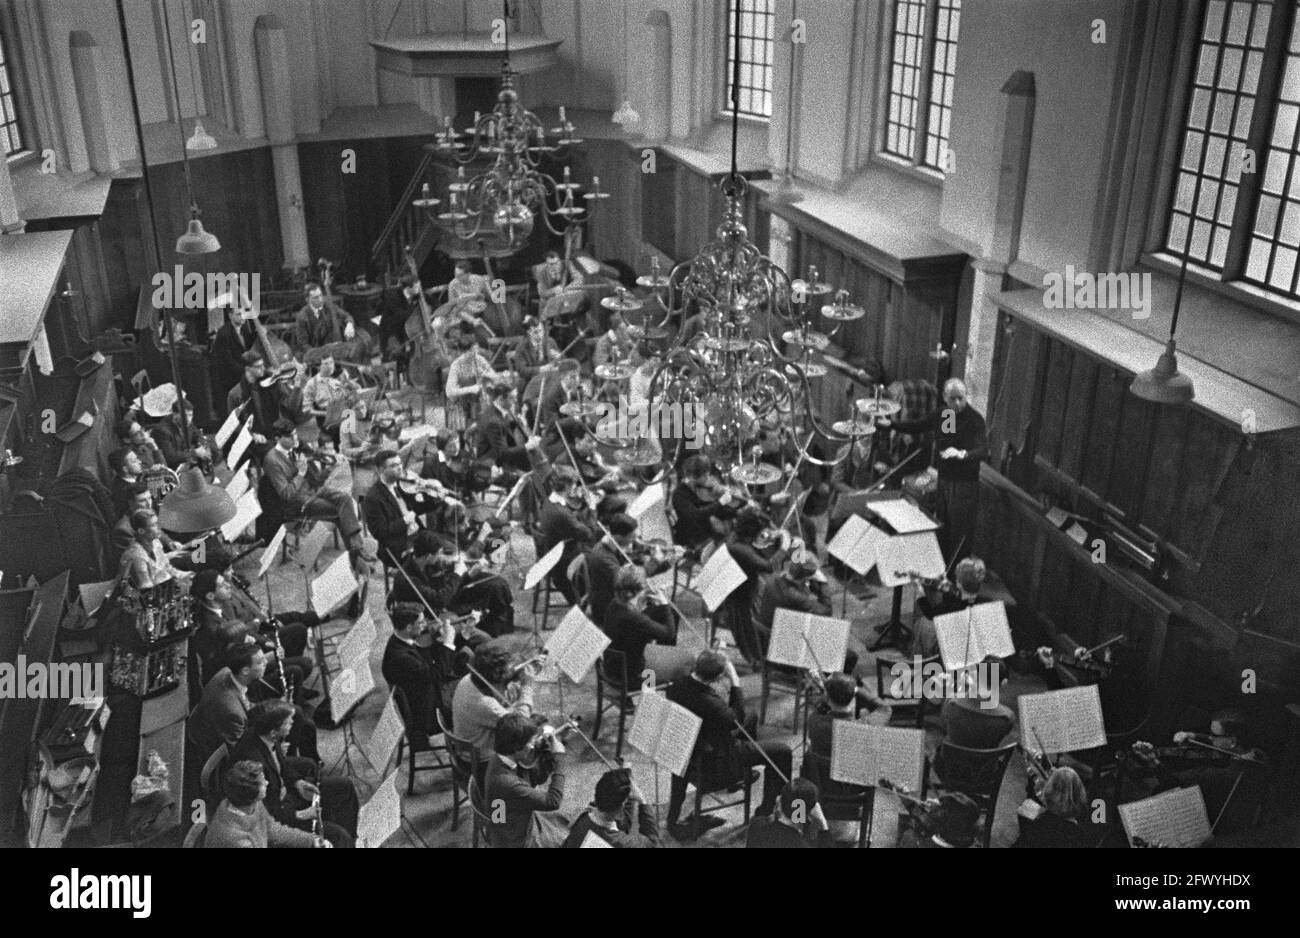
top-left (293, 282), bottom-right (356, 355)
top-left (187, 644), bottom-right (266, 767)
top-left (211, 306), bottom-right (257, 412)
top-left (260, 419), bottom-right (370, 560)
top-left (477, 382), bottom-right (532, 472)
top-left (754, 556), bottom-right (833, 661)
top-left (365, 449), bottom-right (421, 564)
top-left (230, 700), bottom-right (357, 847)
top-left (538, 467), bottom-right (599, 604)
top-left (380, 602), bottom-right (485, 742)
top-left (585, 513), bottom-right (671, 628)
top-left (483, 711), bottom-right (568, 848)
top-left (665, 649), bottom-right (793, 841)
top-left (671, 455), bottom-right (737, 550)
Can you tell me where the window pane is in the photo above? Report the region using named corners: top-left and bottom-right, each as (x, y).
top-left (0, 30), bottom-right (25, 156)
top-left (922, 0), bottom-right (962, 170)
top-left (884, 0), bottom-right (929, 160)
top-left (725, 1), bottom-right (774, 118)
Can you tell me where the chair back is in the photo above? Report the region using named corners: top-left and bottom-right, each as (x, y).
top-left (436, 708), bottom-right (477, 783)
top-left (597, 646), bottom-right (631, 694)
top-left (390, 686), bottom-right (429, 755)
top-left (182, 822), bottom-right (208, 848)
top-left (875, 654), bottom-right (941, 703)
top-left (467, 775), bottom-right (495, 848)
top-left (568, 553), bottom-right (589, 608)
top-left (802, 749), bottom-right (874, 817)
top-left (934, 741), bottom-right (1017, 802)
top-left (199, 743), bottom-right (230, 806)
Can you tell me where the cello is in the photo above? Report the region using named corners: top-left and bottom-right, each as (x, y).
top-left (477, 241), bottom-right (524, 341)
top-left (402, 245), bottom-right (446, 389)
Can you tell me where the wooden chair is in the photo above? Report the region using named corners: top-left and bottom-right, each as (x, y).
top-left (528, 527), bottom-right (569, 634)
top-left (594, 648), bottom-right (670, 760)
top-left (681, 750), bottom-right (756, 840)
top-left (930, 741), bottom-right (1018, 848)
top-left (181, 822), bottom-right (208, 848)
top-left (801, 749), bottom-right (875, 847)
top-left (467, 775), bottom-right (494, 849)
top-left (759, 655), bottom-right (807, 731)
top-left (198, 743), bottom-right (230, 812)
top-left (391, 686), bottom-right (452, 796)
top-left (436, 709), bottom-right (474, 831)
top-left (875, 654), bottom-right (941, 729)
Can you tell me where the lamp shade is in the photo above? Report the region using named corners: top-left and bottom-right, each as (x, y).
top-left (176, 216), bottom-right (221, 255)
top-left (158, 468), bottom-right (237, 534)
top-left (185, 119), bottom-right (218, 151)
top-left (1130, 338), bottom-right (1195, 405)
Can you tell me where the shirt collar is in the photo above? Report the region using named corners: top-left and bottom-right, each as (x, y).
top-left (499, 754), bottom-right (518, 770)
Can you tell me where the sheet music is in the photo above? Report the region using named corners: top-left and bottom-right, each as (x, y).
top-left (224, 467), bottom-right (250, 502)
top-left (214, 409), bottom-right (242, 449)
top-left (257, 525), bottom-right (289, 579)
top-left (364, 694), bottom-right (405, 774)
top-left (829, 721), bottom-right (925, 791)
top-left (694, 545), bottom-right (746, 612)
top-left (336, 610), bottom-right (376, 666)
top-left (656, 704), bottom-right (702, 778)
top-left (77, 579), bottom-right (116, 617)
top-left (330, 650), bottom-right (375, 724)
top-left (544, 606), bottom-right (609, 683)
top-left (580, 830), bottom-right (614, 848)
top-left (827, 514), bottom-right (888, 576)
top-left (295, 523), bottom-right (334, 572)
top-left (627, 689), bottom-right (669, 759)
top-left (311, 551), bottom-right (359, 617)
top-left (933, 601), bottom-right (1014, 671)
top-left (627, 483), bottom-right (664, 520)
top-left (766, 609), bottom-right (810, 669)
top-left (875, 532), bottom-right (945, 588)
top-left (219, 490), bottom-right (262, 542)
top-left (868, 499), bottom-right (939, 534)
top-left (767, 609), bottom-right (849, 671)
top-left (524, 541), bottom-right (565, 591)
top-left (226, 420), bottom-right (253, 471)
top-left (1119, 786), bottom-right (1212, 848)
top-left (1018, 684), bottom-right (1107, 755)
top-left (356, 771), bottom-right (401, 848)
top-left (831, 489), bottom-right (872, 522)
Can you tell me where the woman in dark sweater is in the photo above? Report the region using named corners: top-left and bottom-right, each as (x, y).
top-left (602, 565), bottom-right (694, 686)
top-left (1014, 767), bottom-right (1101, 848)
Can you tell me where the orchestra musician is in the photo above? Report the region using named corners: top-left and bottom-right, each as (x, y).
top-left (753, 552), bottom-right (831, 663)
top-left (118, 509), bottom-right (192, 590)
top-left (538, 466), bottom-right (600, 605)
top-left (382, 603), bottom-right (487, 741)
top-left (1033, 616), bottom-right (1148, 734)
top-left (1013, 766), bottom-right (1099, 848)
top-left (665, 649), bottom-right (794, 841)
top-left (212, 304), bottom-right (259, 408)
top-left (897, 791), bottom-right (981, 848)
top-left (187, 643), bottom-right (270, 770)
top-left (508, 316), bottom-right (561, 387)
top-left (109, 448), bottom-right (146, 517)
top-left (586, 514), bottom-right (669, 626)
top-left (389, 530), bottom-right (463, 614)
top-left (562, 767), bottom-right (660, 848)
top-left (229, 699), bottom-right (359, 848)
top-left (204, 760), bottom-right (329, 849)
top-left (744, 778), bottom-right (826, 849)
top-left (911, 556), bottom-right (992, 658)
top-left (602, 564), bottom-right (694, 686)
top-left (671, 455), bottom-right (741, 551)
top-left (151, 397), bottom-right (212, 471)
top-left (111, 483), bottom-right (175, 557)
top-left (449, 543), bottom-right (515, 639)
top-left (527, 357), bottom-right (582, 434)
top-left (227, 351), bottom-right (301, 457)
top-left (293, 281), bottom-right (358, 356)
top-left (301, 355), bottom-right (358, 446)
top-left (365, 449), bottom-right (427, 562)
top-left (593, 309), bottom-right (633, 369)
top-left (116, 417), bottom-right (165, 470)
top-left (444, 328), bottom-right (502, 433)
top-left (450, 638), bottom-right (538, 760)
top-left (531, 250), bottom-right (572, 304)
top-left (713, 508), bottom-right (789, 669)
top-left (882, 377), bottom-right (987, 562)
top-left (483, 711), bottom-right (569, 848)
top-left (189, 570), bottom-right (314, 692)
top-left (476, 382), bottom-right (535, 473)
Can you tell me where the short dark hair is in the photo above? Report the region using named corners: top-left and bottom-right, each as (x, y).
top-left (116, 418), bottom-right (139, 440)
top-left (547, 468), bottom-right (579, 494)
top-left (454, 260), bottom-right (471, 272)
top-left (390, 603), bottom-right (423, 633)
top-left (223, 760), bottom-right (265, 808)
top-left (780, 778), bottom-right (820, 821)
top-left (108, 449), bottom-right (133, 474)
top-left (412, 529), bottom-right (442, 558)
top-left (304, 280), bottom-right (323, 294)
top-left (125, 480), bottom-right (151, 500)
top-left (734, 508), bottom-right (769, 541)
top-left (608, 514), bottom-right (637, 538)
top-left (129, 508), bottom-right (156, 533)
top-left (273, 418), bottom-right (296, 438)
top-left (544, 250), bottom-right (560, 260)
top-left (375, 448), bottom-right (400, 468)
top-left (493, 711), bottom-right (539, 755)
top-left (487, 381), bottom-right (514, 401)
top-left (613, 564), bottom-right (644, 598)
top-left (682, 454), bottom-right (712, 480)
top-left (471, 638), bottom-right (516, 687)
top-left (693, 650), bottom-right (727, 681)
top-left (248, 699), bottom-right (295, 737)
top-left (824, 673), bottom-right (857, 708)
top-left (225, 642), bottom-right (262, 677)
top-left (241, 350), bottom-right (264, 368)
top-left (191, 569), bottom-right (221, 600)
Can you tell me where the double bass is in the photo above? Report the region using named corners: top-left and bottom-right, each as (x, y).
top-left (477, 241), bottom-right (524, 341)
top-left (402, 245), bottom-right (446, 388)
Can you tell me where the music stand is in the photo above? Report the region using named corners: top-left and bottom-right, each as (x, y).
top-left (862, 493), bottom-right (941, 652)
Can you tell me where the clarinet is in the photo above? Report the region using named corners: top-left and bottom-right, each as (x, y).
top-left (272, 620), bottom-right (293, 703)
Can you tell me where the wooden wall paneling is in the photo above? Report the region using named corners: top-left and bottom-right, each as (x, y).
top-left (1169, 416), bottom-right (1231, 558)
top-left (1058, 350), bottom-right (1098, 482)
top-left (1139, 402), bottom-right (1190, 537)
top-left (1106, 390), bottom-right (1156, 521)
top-left (1037, 340), bottom-right (1073, 470)
top-left (1036, 537), bottom-right (1073, 631)
top-left (99, 180), bottom-right (155, 333)
top-left (1080, 364), bottom-right (1125, 499)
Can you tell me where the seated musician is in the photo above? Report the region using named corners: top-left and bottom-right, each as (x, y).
top-left (109, 448), bottom-right (146, 517)
top-left (151, 397), bottom-right (212, 471)
top-left (1013, 766), bottom-right (1098, 848)
top-left (754, 552), bottom-right (832, 662)
top-left (382, 603), bottom-right (486, 742)
top-left (450, 638), bottom-right (538, 759)
top-left (563, 766), bottom-right (659, 848)
top-left (365, 449), bottom-right (427, 565)
top-left (745, 778), bottom-right (827, 849)
top-left (204, 760), bottom-right (329, 849)
top-left (546, 418), bottom-right (621, 488)
top-left (116, 417), bottom-right (165, 470)
top-left (509, 316), bottom-right (561, 387)
top-left (112, 483), bottom-right (168, 556)
top-left (525, 356), bottom-right (582, 431)
top-left (593, 309), bottom-right (633, 369)
top-left (532, 250), bottom-right (569, 303)
top-left (293, 281), bottom-right (357, 357)
top-left (188, 643), bottom-right (270, 768)
top-left (671, 455), bottom-right (740, 551)
top-left (715, 508), bottom-right (789, 669)
top-left (538, 466), bottom-right (600, 604)
top-left (119, 509), bottom-right (191, 590)
top-left (229, 700), bottom-right (358, 848)
top-left (912, 556), bottom-right (992, 658)
top-left (227, 351), bottom-right (299, 456)
top-left (189, 570), bottom-right (314, 692)
top-left (665, 649), bottom-right (795, 840)
top-left (301, 355), bottom-right (357, 446)
top-left (476, 382), bottom-right (534, 473)
top-left (444, 328), bottom-right (501, 432)
top-left (829, 429), bottom-right (877, 497)
top-left (587, 513), bottom-right (669, 626)
top-left (449, 543), bottom-right (515, 639)
top-left (898, 791), bottom-right (981, 848)
top-left (934, 658), bottom-right (1015, 783)
top-left (261, 419), bottom-right (373, 563)
top-left (1033, 617), bottom-right (1148, 735)
top-left (390, 530), bottom-right (462, 613)
top-left (212, 304), bottom-right (258, 408)
top-left (603, 564), bottom-right (694, 686)
top-left (483, 711), bottom-right (568, 849)
top-left (448, 259), bottom-right (492, 305)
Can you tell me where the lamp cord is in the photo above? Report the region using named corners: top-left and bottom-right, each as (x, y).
top-left (160, 0), bottom-right (199, 212)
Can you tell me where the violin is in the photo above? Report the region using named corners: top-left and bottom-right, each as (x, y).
top-left (876, 778), bottom-right (940, 809)
top-left (397, 470), bottom-right (462, 506)
top-left (1047, 634), bottom-right (1127, 680)
top-left (895, 569), bottom-right (962, 601)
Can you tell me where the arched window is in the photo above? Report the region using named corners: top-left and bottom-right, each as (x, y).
top-left (724, 0), bottom-right (775, 119)
top-left (882, 0), bottom-right (960, 172)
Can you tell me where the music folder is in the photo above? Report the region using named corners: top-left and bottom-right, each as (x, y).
top-left (694, 545), bottom-right (746, 612)
top-left (767, 609), bottom-right (850, 672)
top-left (827, 514), bottom-right (888, 576)
top-left (1118, 786), bottom-right (1212, 849)
top-left (932, 601), bottom-right (1015, 671)
top-left (829, 721), bottom-right (926, 792)
top-left (627, 690), bottom-right (702, 778)
top-left (1017, 684), bottom-right (1107, 756)
top-left (543, 606), bottom-right (610, 683)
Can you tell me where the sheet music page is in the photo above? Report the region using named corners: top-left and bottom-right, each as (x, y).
top-left (828, 514), bottom-right (887, 576)
top-left (804, 615), bottom-right (851, 674)
top-left (1018, 685), bottom-right (1107, 755)
top-left (971, 601), bottom-right (1015, 658)
top-left (330, 650), bottom-right (375, 724)
top-left (226, 420), bottom-right (254, 471)
top-left (766, 608), bottom-right (810, 668)
top-left (544, 605), bottom-right (588, 658)
top-left (524, 541), bottom-right (566, 591)
top-left (257, 525), bottom-right (289, 579)
top-left (829, 719), bottom-right (876, 787)
top-left (870, 725), bottom-right (926, 792)
top-left (219, 490), bottom-right (262, 542)
top-left (555, 616), bottom-right (609, 684)
top-left (694, 545), bottom-right (747, 612)
top-left (869, 499), bottom-right (939, 534)
top-left (336, 610), bottom-right (377, 666)
top-left (657, 703), bottom-right (702, 778)
top-left (627, 483), bottom-right (664, 520)
top-left (364, 694), bottom-right (405, 774)
top-left (580, 830), bottom-right (614, 848)
top-left (933, 607), bottom-right (979, 671)
top-left (311, 551), bottom-right (359, 617)
top-left (224, 467), bottom-right (250, 502)
top-left (831, 489), bottom-right (871, 522)
top-left (77, 580), bottom-right (116, 617)
top-left (295, 523), bottom-right (334, 572)
top-left (356, 771), bottom-right (402, 848)
top-left (875, 532), bottom-right (945, 588)
top-left (627, 689), bottom-right (669, 760)
top-left (214, 409), bottom-right (242, 449)
top-left (1119, 786), bottom-right (1212, 848)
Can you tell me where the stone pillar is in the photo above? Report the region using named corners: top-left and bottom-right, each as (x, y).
top-left (0, 156), bottom-right (23, 233)
top-left (640, 11), bottom-right (672, 143)
top-left (965, 71), bottom-right (1035, 414)
top-left (254, 15), bottom-right (309, 271)
top-left (69, 31), bottom-right (120, 173)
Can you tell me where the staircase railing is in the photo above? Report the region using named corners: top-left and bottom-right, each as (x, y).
top-left (370, 148), bottom-right (437, 276)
